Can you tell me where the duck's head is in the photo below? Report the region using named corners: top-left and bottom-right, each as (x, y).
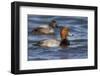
top-left (60, 27), bottom-right (70, 40)
top-left (49, 20), bottom-right (57, 28)
top-left (60, 27), bottom-right (70, 47)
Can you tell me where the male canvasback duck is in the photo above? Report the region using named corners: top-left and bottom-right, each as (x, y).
top-left (38, 27), bottom-right (70, 47)
top-left (32, 20), bottom-right (57, 35)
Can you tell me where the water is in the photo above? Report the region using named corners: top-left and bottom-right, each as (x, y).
top-left (28, 15), bottom-right (88, 61)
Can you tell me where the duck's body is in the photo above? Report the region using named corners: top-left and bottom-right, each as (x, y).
top-left (32, 20), bottom-right (57, 35)
top-left (40, 39), bottom-right (60, 47)
top-left (32, 25), bottom-right (54, 34)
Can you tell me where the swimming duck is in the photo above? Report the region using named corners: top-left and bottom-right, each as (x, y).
top-left (38, 27), bottom-right (71, 47)
top-left (32, 20), bottom-right (57, 35)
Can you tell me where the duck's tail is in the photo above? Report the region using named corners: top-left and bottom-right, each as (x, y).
top-left (32, 41), bottom-right (43, 46)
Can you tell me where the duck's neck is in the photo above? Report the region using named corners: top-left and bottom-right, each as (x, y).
top-left (60, 39), bottom-right (69, 47)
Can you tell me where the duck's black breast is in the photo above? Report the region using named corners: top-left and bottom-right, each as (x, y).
top-left (60, 39), bottom-right (70, 47)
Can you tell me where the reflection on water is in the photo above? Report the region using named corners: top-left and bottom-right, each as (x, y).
top-left (28, 15), bottom-right (88, 60)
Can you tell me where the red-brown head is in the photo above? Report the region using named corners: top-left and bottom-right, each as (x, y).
top-left (60, 27), bottom-right (70, 47)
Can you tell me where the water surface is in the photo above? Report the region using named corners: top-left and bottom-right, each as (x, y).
top-left (28, 15), bottom-right (88, 60)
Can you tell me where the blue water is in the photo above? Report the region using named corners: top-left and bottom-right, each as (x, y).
top-left (28, 15), bottom-right (88, 60)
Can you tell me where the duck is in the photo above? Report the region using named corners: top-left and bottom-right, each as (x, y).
top-left (37, 27), bottom-right (71, 47)
top-left (32, 20), bottom-right (57, 35)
